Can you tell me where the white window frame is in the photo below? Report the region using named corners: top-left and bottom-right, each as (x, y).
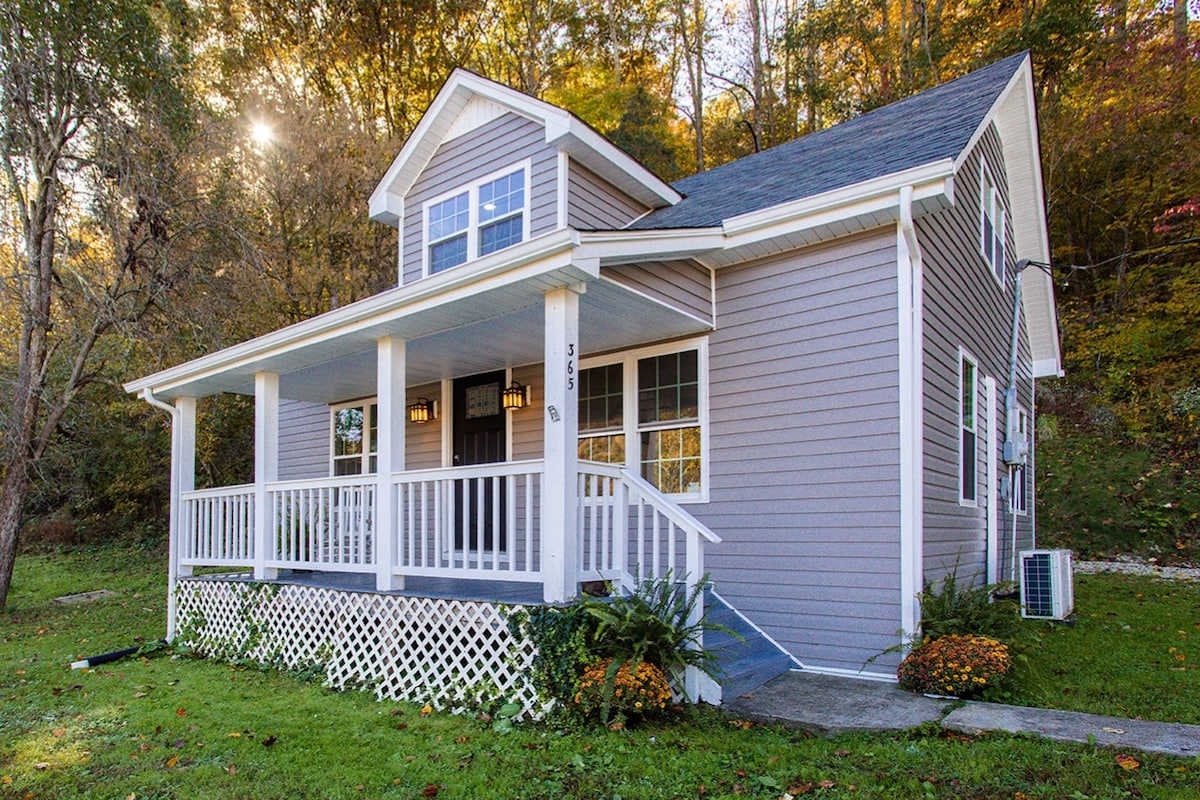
top-left (979, 158), bottom-right (1007, 286)
top-left (421, 159), bottom-right (532, 277)
top-left (579, 337), bottom-right (710, 503)
top-left (1011, 406), bottom-right (1029, 516)
top-left (959, 349), bottom-right (978, 507)
top-left (330, 397), bottom-right (378, 476)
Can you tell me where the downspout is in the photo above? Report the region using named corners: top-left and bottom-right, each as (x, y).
top-left (1002, 260), bottom-right (1032, 582)
top-left (140, 388), bottom-right (182, 640)
top-left (897, 187), bottom-right (924, 642)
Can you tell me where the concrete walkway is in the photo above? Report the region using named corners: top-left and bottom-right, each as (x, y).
top-left (723, 671), bottom-right (1200, 758)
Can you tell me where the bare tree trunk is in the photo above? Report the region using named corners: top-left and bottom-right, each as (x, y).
top-left (675, 0), bottom-right (706, 170)
top-left (1174, 0), bottom-right (1189, 50)
top-left (0, 465), bottom-right (31, 609)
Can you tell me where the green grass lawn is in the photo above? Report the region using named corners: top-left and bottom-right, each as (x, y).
top-left (3, 548), bottom-right (1199, 800)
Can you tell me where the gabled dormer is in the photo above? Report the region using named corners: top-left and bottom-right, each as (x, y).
top-left (369, 69), bottom-right (680, 286)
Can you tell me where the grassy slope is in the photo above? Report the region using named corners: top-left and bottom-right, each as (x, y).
top-left (2, 549), bottom-right (1198, 800)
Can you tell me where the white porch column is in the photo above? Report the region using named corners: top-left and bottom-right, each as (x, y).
top-left (166, 396), bottom-right (196, 640)
top-left (376, 336), bottom-right (406, 591)
top-left (253, 372), bottom-right (279, 580)
top-left (542, 285), bottom-right (582, 603)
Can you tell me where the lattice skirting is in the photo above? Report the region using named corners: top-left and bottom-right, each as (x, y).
top-left (174, 579), bottom-right (543, 717)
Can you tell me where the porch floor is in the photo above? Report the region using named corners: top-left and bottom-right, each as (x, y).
top-left (185, 570), bottom-right (548, 605)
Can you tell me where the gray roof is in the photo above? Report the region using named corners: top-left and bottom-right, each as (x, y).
top-left (630, 52), bottom-right (1027, 230)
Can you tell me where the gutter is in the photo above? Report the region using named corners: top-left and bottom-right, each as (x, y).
top-left (140, 388), bottom-right (183, 641)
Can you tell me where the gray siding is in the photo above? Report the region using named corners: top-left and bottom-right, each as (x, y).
top-left (405, 382), bottom-right (443, 470)
top-left (694, 229), bottom-right (904, 675)
top-left (278, 400), bottom-right (329, 481)
top-left (601, 261), bottom-right (713, 325)
top-left (510, 364), bottom-right (545, 462)
top-left (401, 113), bottom-right (559, 284)
top-left (567, 163), bottom-right (648, 229)
top-left (920, 122), bottom-right (1034, 588)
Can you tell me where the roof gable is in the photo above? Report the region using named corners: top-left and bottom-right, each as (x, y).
top-left (369, 69), bottom-right (679, 227)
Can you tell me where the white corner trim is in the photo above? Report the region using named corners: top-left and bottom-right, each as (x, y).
top-left (896, 186), bottom-right (925, 642)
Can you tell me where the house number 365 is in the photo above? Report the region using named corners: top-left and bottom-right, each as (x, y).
top-left (566, 343), bottom-right (576, 390)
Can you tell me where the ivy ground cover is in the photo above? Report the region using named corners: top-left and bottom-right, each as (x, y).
top-left (2, 548), bottom-right (1198, 799)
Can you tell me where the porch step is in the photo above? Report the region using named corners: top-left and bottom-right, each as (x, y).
top-left (705, 590), bottom-right (795, 702)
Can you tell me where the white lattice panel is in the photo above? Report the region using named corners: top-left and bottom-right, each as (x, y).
top-left (175, 579), bottom-right (543, 717)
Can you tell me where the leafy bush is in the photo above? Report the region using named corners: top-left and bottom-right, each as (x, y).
top-left (582, 572), bottom-right (730, 688)
top-left (917, 567), bottom-right (1021, 642)
top-left (504, 604), bottom-right (597, 705)
top-left (573, 658), bottom-right (672, 724)
top-left (898, 634), bottom-right (1012, 698)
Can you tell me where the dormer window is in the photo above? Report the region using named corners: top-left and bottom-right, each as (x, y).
top-left (425, 164), bottom-right (528, 275)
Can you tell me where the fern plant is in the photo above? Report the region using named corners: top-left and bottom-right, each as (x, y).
top-left (581, 572), bottom-right (732, 686)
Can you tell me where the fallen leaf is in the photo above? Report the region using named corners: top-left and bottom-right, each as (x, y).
top-left (420, 704), bottom-right (433, 717)
top-left (52, 728), bottom-right (66, 737)
top-left (817, 780), bottom-right (836, 789)
top-left (395, 723), bottom-right (408, 730)
top-left (261, 735), bottom-right (277, 747)
top-left (1103, 727), bottom-right (1126, 734)
top-left (226, 764), bottom-right (237, 775)
top-left (175, 708), bottom-right (187, 717)
top-left (172, 739), bottom-right (186, 749)
top-left (787, 783), bottom-right (813, 796)
top-left (1, 775), bottom-right (12, 785)
top-left (834, 749), bottom-right (851, 757)
top-left (454, 735), bottom-right (469, 744)
top-left (390, 708), bottom-right (405, 716)
top-left (165, 756), bottom-right (178, 769)
top-left (422, 784), bottom-right (441, 798)
top-left (1115, 753), bottom-right (1140, 770)
top-left (133, 692), bottom-right (148, 699)
top-left (227, 732), bottom-right (242, 738)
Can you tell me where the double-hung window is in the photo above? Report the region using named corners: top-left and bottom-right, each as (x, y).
top-left (331, 400), bottom-right (378, 476)
top-left (959, 352), bottom-right (978, 506)
top-left (980, 161), bottom-right (1006, 283)
top-left (425, 164), bottom-right (527, 275)
top-left (577, 341), bottom-right (707, 500)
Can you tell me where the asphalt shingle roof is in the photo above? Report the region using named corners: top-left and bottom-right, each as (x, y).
top-left (630, 52), bottom-right (1027, 230)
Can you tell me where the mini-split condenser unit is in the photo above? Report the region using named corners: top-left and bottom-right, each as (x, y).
top-left (1019, 549), bottom-right (1074, 620)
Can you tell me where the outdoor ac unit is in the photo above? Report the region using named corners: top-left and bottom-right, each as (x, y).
top-left (1020, 549), bottom-right (1074, 620)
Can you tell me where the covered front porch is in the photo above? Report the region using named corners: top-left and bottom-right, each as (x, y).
top-left (126, 233), bottom-right (719, 641)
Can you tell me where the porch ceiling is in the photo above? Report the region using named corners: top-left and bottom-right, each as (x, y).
top-left (145, 270), bottom-right (708, 404)
top-left (258, 279), bottom-right (710, 403)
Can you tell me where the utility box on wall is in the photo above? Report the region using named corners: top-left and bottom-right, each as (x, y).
top-left (1020, 549), bottom-right (1074, 620)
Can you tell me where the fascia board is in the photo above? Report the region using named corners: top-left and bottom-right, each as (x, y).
top-left (125, 230), bottom-right (586, 396)
top-left (721, 161), bottom-right (955, 243)
top-left (554, 120), bottom-right (682, 207)
top-left (576, 229), bottom-right (724, 265)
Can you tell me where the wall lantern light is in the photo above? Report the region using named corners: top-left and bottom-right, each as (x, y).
top-left (502, 381), bottom-right (530, 411)
top-left (408, 398), bottom-right (437, 424)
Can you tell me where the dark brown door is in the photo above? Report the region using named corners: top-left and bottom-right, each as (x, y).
top-left (452, 371), bottom-right (506, 552)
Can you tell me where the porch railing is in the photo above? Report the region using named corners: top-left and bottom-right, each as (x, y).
top-left (176, 461), bottom-right (718, 594)
top-left (391, 461), bottom-right (543, 581)
top-left (269, 477), bottom-right (376, 571)
top-left (577, 461), bottom-right (721, 593)
top-left (180, 485), bottom-right (256, 566)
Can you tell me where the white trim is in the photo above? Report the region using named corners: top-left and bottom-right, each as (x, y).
top-left (579, 336), bottom-right (710, 504)
top-left (421, 158), bottom-right (533, 278)
top-left (896, 186), bottom-right (924, 643)
top-left (958, 348), bottom-right (979, 508)
top-left (791, 666), bottom-right (897, 683)
top-left (985, 376), bottom-right (1000, 585)
top-left (556, 151), bottom-right (569, 229)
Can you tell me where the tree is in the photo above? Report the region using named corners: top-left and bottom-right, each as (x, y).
top-left (0, 0), bottom-right (193, 608)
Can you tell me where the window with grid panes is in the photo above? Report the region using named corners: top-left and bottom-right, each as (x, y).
top-left (638, 351), bottom-right (701, 495)
top-left (331, 401), bottom-right (378, 476)
top-left (577, 363), bottom-right (624, 464)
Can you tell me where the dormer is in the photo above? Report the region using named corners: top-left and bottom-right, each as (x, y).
top-left (369, 69), bottom-right (680, 286)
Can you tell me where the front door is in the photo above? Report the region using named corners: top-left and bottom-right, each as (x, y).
top-left (452, 371), bottom-right (507, 553)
